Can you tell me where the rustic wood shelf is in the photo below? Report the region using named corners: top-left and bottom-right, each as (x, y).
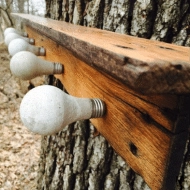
top-left (12, 13), bottom-right (190, 190)
top-left (12, 14), bottom-right (190, 95)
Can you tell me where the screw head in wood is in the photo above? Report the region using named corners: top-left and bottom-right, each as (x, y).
top-left (20, 85), bottom-right (106, 135)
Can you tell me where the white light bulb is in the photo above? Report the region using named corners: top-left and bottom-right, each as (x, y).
top-left (5, 32), bottom-right (34, 46)
top-left (4, 27), bottom-right (28, 37)
top-left (8, 38), bottom-right (45, 56)
top-left (10, 51), bottom-right (63, 80)
top-left (20, 85), bottom-right (106, 135)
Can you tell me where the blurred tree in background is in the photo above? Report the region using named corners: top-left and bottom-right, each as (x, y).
top-left (0, 0), bottom-right (45, 41)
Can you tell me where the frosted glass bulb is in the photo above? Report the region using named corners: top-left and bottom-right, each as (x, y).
top-left (4, 27), bottom-right (28, 37)
top-left (20, 85), bottom-right (106, 135)
top-left (8, 38), bottom-right (45, 56)
top-left (10, 51), bottom-right (63, 80)
top-left (5, 32), bottom-right (34, 46)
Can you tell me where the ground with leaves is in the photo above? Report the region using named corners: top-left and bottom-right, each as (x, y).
top-left (0, 43), bottom-right (42, 190)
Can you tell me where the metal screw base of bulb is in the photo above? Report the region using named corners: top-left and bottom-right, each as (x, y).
top-left (23, 32), bottom-right (28, 37)
top-left (39, 47), bottom-right (46, 56)
top-left (29, 38), bottom-right (35, 45)
top-left (91, 99), bottom-right (106, 118)
top-left (53, 63), bottom-right (64, 74)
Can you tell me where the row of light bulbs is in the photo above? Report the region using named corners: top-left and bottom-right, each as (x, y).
top-left (4, 27), bottom-right (106, 136)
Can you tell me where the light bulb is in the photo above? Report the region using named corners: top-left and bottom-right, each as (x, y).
top-left (5, 32), bottom-right (34, 46)
top-left (8, 38), bottom-right (45, 56)
top-left (10, 51), bottom-right (63, 80)
top-left (4, 27), bottom-right (28, 37)
top-left (20, 85), bottom-right (106, 135)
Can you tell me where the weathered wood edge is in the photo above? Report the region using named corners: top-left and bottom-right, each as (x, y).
top-left (11, 13), bottom-right (190, 95)
top-left (162, 96), bottom-right (190, 189)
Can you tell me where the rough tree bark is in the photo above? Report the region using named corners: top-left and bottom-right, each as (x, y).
top-left (37, 0), bottom-right (190, 190)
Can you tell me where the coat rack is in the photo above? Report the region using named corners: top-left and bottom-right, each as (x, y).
top-left (9, 13), bottom-right (190, 190)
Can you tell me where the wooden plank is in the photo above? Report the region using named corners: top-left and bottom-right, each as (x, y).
top-left (11, 13), bottom-right (190, 94)
top-left (25, 26), bottom-right (190, 190)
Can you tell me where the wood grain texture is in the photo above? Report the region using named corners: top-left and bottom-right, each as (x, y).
top-left (25, 26), bottom-right (190, 190)
top-left (11, 13), bottom-right (190, 94)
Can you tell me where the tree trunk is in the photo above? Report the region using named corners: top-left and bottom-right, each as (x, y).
top-left (37, 0), bottom-right (190, 189)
